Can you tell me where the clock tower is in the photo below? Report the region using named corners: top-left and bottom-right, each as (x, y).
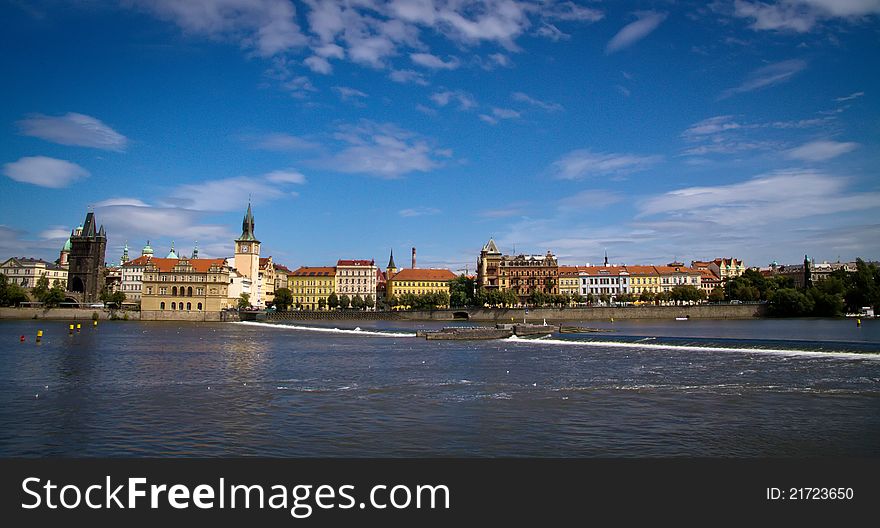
top-left (234, 202), bottom-right (260, 282)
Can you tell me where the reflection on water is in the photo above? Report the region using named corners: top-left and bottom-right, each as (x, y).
top-left (0, 319), bottom-right (878, 457)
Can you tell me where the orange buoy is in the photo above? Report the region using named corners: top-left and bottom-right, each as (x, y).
top-left (20, 335), bottom-right (25, 342)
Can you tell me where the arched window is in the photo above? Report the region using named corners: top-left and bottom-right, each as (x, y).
top-left (187, 286), bottom-right (193, 297)
top-left (171, 302), bottom-right (176, 310)
top-left (186, 302), bottom-right (191, 310)
top-left (160, 302), bottom-right (165, 310)
top-left (179, 302), bottom-right (184, 310)
top-left (197, 302), bottom-right (202, 311)
top-left (172, 286), bottom-right (178, 296)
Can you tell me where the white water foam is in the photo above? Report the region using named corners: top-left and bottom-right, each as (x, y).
top-left (503, 335), bottom-right (880, 360)
top-left (234, 320), bottom-right (416, 337)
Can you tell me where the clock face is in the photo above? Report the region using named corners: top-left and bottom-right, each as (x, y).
top-left (241, 244), bottom-right (249, 253)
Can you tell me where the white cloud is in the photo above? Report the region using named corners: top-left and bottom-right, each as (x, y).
top-left (638, 169), bottom-right (879, 224)
top-left (786, 139), bottom-right (859, 161)
top-left (511, 91), bottom-right (563, 111)
top-left (681, 115), bottom-right (744, 137)
top-left (333, 85), bottom-right (369, 102)
top-left (479, 107), bottom-right (521, 124)
top-left (733, 0), bottom-right (880, 33)
top-left (313, 121), bottom-right (448, 178)
top-left (550, 150), bottom-right (662, 179)
top-left (835, 91), bottom-right (864, 102)
top-left (390, 69), bottom-right (429, 85)
top-left (606, 11), bottom-right (667, 54)
top-left (304, 55), bottom-right (333, 74)
top-left (399, 207), bottom-right (441, 217)
top-left (557, 190), bottom-right (623, 210)
top-left (254, 133), bottom-right (321, 151)
top-left (535, 22), bottom-right (569, 41)
top-left (430, 90), bottom-right (477, 110)
top-left (3, 156), bottom-right (89, 188)
top-left (719, 59), bottom-right (807, 99)
top-left (130, 0), bottom-right (307, 57)
top-left (17, 112), bottom-right (127, 151)
top-left (410, 52), bottom-right (460, 69)
top-left (163, 170), bottom-right (306, 212)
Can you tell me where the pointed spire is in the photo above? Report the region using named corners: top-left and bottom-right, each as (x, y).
top-left (192, 241), bottom-right (199, 259)
top-left (387, 249), bottom-right (396, 270)
top-left (238, 202), bottom-right (257, 241)
top-left (604, 249), bottom-right (608, 267)
top-left (166, 241), bottom-right (178, 259)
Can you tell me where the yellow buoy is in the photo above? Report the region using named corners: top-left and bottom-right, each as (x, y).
top-left (857, 318), bottom-right (861, 327)
top-left (68, 324), bottom-right (74, 334)
top-left (93, 320), bottom-right (98, 327)
top-left (36, 330), bottom-right (43, 343)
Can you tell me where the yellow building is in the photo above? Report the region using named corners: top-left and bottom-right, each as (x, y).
top-left (140, 257), bottom-right (230, 315)
top-left (387, 268), bottom-right (456, 305)
top-left (0, 257), bottom-right (68, 289)
top-left (626, 265), bottom-right (661, 296)
top-left (558, 266), bottom-right (581, 300)
top-left (289, 266), bottom-right (336, 310)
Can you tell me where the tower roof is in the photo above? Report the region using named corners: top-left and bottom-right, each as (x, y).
top-left (238, 202), bottom-right (258, 241)
top-left (142, 240), bottom-right (154, 256)
top-left (387, 249), bottom-right (397, 269)
top-left (62, 237), bottom-right (72, 252)
top-left (166, 241), bottom-right (178, 259)
top-left (482, 238), bottom-right (500, 254)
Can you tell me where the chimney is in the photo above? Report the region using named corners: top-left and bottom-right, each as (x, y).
top-left (411, 247), bottom-right (416, 269)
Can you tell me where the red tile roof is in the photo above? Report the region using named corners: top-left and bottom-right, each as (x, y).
top-left (122, 255), bottom-right (153, 267)
top-left (291, 266), bottom-right (336, 277)
top-left (337, 259), bottom-right (375, 266)
top-left (145, 258), bottom-right (226, 273)
top-left (389, 268), bottom-right (456, 282)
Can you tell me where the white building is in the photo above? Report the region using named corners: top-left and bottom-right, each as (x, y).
top-left (226, 259), bottom-right (254, 307)
top-left (578, 266), bottom-right (630, 301)
top-left (335, 259), bottom-right (378, 308)
top-left (0, 257), bottom-right (68, 289)
top-left (119, 242), bottom-right (156, 302)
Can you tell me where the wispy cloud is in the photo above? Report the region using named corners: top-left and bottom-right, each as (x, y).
top-left (638, 169), bottom-right (879, 224)
top-left (129, 0), bottom-right (307, 57)
top-left (835, 91), bottom-right (864, 102)
top-left (399, 207), bottom-right (441, 217)
top-left (430, 90), bottom-right (477, 110)
top-left (732, 0), bottom-right (880, 33)
top-left (511, 91), bottom-right (563, 112)
top-left (390, 69), bottom-right (429, 85)
top-left (719, 59), bottom-right (807, 99)
top-left (550, 149), bottom-right (662, 179)
top-left (786, 139), bottom-right (859, 161)
top-left (312, 121), bottom-right (450, 179)
top-left (558, 190), bottom-right (623, 210)
top-left (333, 85), bottom-right (369, 103)
top-left (17, 112), bottom-right (128, 151)
top-left (253, 133), bottom-right (321, 151)
top-left (410, 52), bottom-right (460, 70)
top-left (3, 156), bottom-right (89, 188)
top-left (163, 170), bottom-right (306, 212)
top-left (479, 107), bottom-right (521, 125)
top-left (606, 11), bottom-right (667, 54)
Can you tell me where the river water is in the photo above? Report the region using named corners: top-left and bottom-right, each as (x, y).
top-left (1, 318), bottom-right (878, 457)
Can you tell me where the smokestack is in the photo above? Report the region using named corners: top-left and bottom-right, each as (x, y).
top-left (411, 247), bottom-right (416, 269)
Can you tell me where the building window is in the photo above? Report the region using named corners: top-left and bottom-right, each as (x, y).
top-left (197, 302), bottom-right (202, 311)
top-left (160, 302), bottom-right (165, 310)
top-left (171, 302), bottom-right (176, 310)
top-left (186, 302), bottom-right (192, 310)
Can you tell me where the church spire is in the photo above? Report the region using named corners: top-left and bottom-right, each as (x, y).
top-left (387, 249), bottom-right (396, 270)
top-left (238, 202), bottom-right (257, 241)
top-left (604, 249), bottom-right (608, 267)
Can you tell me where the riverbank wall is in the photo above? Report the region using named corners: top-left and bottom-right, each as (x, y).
top-left (0, 307), bottom-right (140, 321)
top-left (2, 304), bottom-right (766, 322)
top-left (259, 304), bottom-right (766, 323)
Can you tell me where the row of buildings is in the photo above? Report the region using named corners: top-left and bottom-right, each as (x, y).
top-left (5, 203), bottom-right (862, 318)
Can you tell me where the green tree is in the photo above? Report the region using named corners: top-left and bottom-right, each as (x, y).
top-left (32, 275), bottom-right (50, 302)
top-left (273, 287), bottom-right (293, 311)
top-left (351, 294), bottom-right (364, 310)
top-left (599, 293), bottom-right (611, 305)
top-left (708, 287), bottom-right (725, 303)
top-left (502, 289), bottom-right (519, 307)
top-left (237, 293), bottom-right (250, 310)
top-left (41, 283), bottom-right (67, 308)
top-left (571, 293), bottom-right (585, 305)
top-left (449, 275), bottom-right (475, 308)
top-left (586, 293), bottom-right (596, 305)
top-left (474, 287), bottom-right (487, 307)
top-left (364, 294), bottom-right (375, 310)
top-left (639, 291), bottom-right (656, 304)
top-left (768, 288), bottom-right (815, 317)
top-left (528, 290), bottom-right (547, 307)
top-left (338, 294), bottom-right (350, 309)
top-left (328, 292), bottom-right (339, 310)
top-left (318, 297), bottom-right (327, 310)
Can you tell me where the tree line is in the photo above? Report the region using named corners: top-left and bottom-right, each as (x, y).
top-left (723, 259), bottom-right (880, 316)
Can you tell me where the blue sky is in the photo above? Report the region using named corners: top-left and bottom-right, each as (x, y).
top-left (1, 0), bottom-right (878, 272)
